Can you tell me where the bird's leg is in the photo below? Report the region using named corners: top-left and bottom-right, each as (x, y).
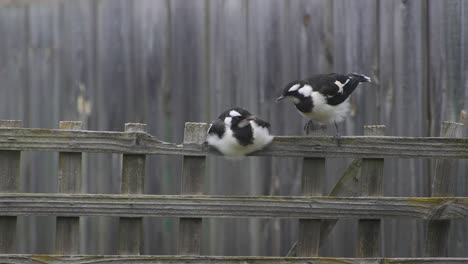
top-left (333, 121), bottom-right (342, 146)
top-left (303, 120), bottom-right (314, 135)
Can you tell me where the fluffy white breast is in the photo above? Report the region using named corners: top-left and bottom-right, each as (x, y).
top-left (206, 123), bottom-right (273, 157)
top-left (300, 91), bottom-right (350, 124)
top-left (250, 121), bottom-right (273, 151)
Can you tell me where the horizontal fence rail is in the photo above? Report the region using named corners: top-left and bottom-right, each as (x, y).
top-left (0, 128), bottom-right (467, 158)
top-left (0, 194), bottom-right (466, 219)
top-left (0, 255), bottom-right (468, 264)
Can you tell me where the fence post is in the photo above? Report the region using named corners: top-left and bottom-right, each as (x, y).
top-left (119, 123), bottom-right (147, 254)
top-left (297, 127), bottom-right (326, 256)
top-left (424, 121), bottom-right (463, 256)
top-left (0, 120), bottom-right (22, 253)
top-left (178, 122), bottom-right (208, 255)
top-left (356, 125), bottom-right (385, 257)
top-left (56, 121), bottom-right (82, 254)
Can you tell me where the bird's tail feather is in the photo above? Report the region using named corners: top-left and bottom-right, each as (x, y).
top-left (348, 72), bottom-right (371, 83)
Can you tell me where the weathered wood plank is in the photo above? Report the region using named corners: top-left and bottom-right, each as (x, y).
top-left (357, 125), bottom-right (385, 257)
top-left (1, 128), bottom-right (468, 158)
top-left (425, 122), bottom-right (463, 257)
top-left (119, 123), bottom-right (146, 255)
top-left (0, 255), bottom-right (467, 264)
top-left (0, 120), bottom-right (22, 253)
top-left (0, 194), bottom-right (465, 219)
top-left (55, 121), bottom-right (82, 254)
top-left (297, 156), bottom-right (325, 256)
top-left (178, 123), bottom-right (208, 255)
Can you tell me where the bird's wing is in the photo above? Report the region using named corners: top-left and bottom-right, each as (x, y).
top-left (252, 117), bottom-right (271, 129)
top-left (306, 73), bottom-right (350, 98)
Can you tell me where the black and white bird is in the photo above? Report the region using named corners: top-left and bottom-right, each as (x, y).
top-left (276, 73), bottom-right (371, 137)
top-left (206, 107), bottom-right (273, 156)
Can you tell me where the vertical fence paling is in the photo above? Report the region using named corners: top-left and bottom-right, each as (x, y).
top-left (297, 128), bottom-right (326, 257)
top-left (119, 123), bottom-right (147, 255)
top-left (424, 121), bottom-right (463, 257)
top-left (357, 125), bottom-right (385, 257)
top-left (178, 122), bottom-right (208, 255)
top-left (0, 120), bottom-right (22, 253)
top-left (55, 121), bottom-right (82, 254)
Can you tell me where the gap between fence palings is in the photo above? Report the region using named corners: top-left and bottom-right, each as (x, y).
top-left (0, 120), bottom-right (22, 253)
top-left (297, 127), bottom-right (326, 257)
top-left (55, 121), bottom-right (83, 255)
top-left (119, 123), bottom-right (146, 255)
top-left (178, 123), bottom-right (209, 255)
top-left (357, 125), bottom-right (385, 257)
top-left (425, 121), bottom-right (464, 257)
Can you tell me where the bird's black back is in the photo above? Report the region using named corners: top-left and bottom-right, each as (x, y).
top-left (306, 73), bottom-right (366, 106)
top-left (232, 125), bottom-right (254, 146)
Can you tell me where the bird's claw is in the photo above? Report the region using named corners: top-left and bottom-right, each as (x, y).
top-left (333, 133), bottom-right (342, 146)
top-left (303, 121), bottom-right (312, 135)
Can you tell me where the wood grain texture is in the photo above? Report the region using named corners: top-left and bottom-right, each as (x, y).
top-left (0, 194), bottom-right (465, 219)
top-left (119, 123), bottom-right (146, 255)
top-left (425, 122), bottom-right (463, 257)
top-left (0, 120), bottom-right (22, 253)
top-left (357, 126), bottom-right (385, 257)
top-left (56, 121), bottom-right (82, 255)
top-left (1, 128), bottom-right (468, 158)
top-left (0, 255), bottom-right (466, 264)
top-left (297, 157), bottom-right (325, 256)
top-left (178, 123), bottom-right (208, 255)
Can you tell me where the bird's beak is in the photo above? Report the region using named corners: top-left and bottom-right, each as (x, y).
top-left (276, 95), bottom-right (286, 102)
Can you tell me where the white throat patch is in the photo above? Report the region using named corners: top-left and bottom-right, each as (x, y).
top-left (298, 84), bottom-right (313, 97)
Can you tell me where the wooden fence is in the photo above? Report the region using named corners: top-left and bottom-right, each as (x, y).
top-left (0, 119), bottom-right (467, 263)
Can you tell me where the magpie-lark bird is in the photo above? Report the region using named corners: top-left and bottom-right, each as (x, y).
top-left (276, 73), bottom-right (371, 137)
top-left (206, 107), bottom-right (273, 156)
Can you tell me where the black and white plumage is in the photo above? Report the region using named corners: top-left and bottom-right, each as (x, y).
top-left (206, 107), bottom-right (273, 156)
top-left (276, 73), bottom-right (371, 135)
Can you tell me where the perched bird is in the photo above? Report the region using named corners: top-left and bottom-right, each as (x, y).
top-left (276, 73), bottom-right (371, 137)
top-left (206, 107), bottom-right (273, 156)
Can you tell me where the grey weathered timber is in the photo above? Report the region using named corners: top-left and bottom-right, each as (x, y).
top-left (0, 194), bottom-right (465, 219)
top-left (315, 158), bottom-right (363, 249)
top-left (1, 128), bottom-right (468, 158)
top-left (0, 255), bottom-right (466, 264)
top-left (425, 122), bottom-right (464, 257)
top-left (0, 120), bottom-right (22, 253)
top-left (56, 121), bottom-right (83, 255)
top-left (357, 125), bottom-right (385, 257)
top-left (297, 131), bottom-right (325, 258)
top-left (119, 123), bottom-right (146, 255)
top-left (178, 123), bottom-right (208, 255)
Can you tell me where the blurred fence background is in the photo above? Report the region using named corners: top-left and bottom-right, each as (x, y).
top-left (0, 0), bottom-right (467, 257)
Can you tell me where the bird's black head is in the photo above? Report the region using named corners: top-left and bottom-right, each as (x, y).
top-left (276, 80), bottom-right (306, 103)
top-left (219, 107), bottom-right (253, 128)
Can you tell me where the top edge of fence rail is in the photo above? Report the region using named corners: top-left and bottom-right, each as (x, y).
top-left (0, 255), bottom-right (468, 264)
